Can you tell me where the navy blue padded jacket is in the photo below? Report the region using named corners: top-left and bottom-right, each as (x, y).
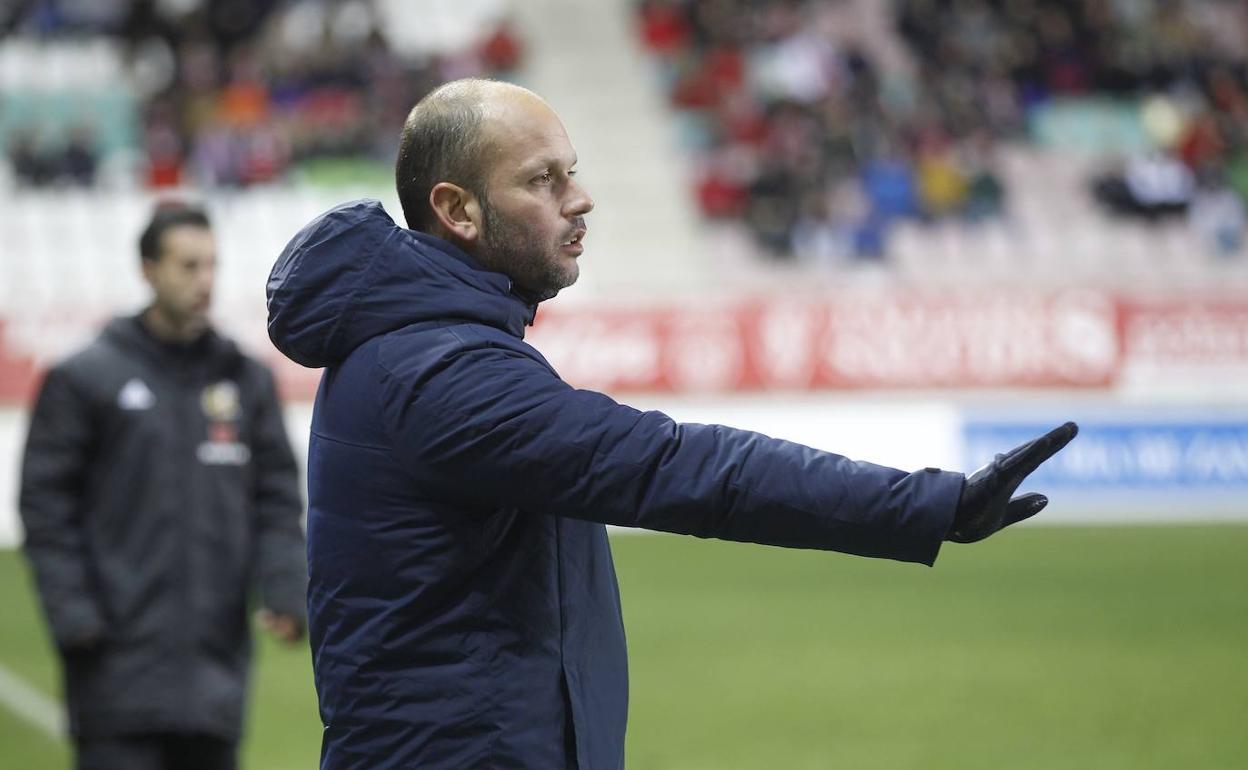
top-left (266, 200), bottom-right (963, 769)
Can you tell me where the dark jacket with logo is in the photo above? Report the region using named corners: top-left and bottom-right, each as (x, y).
top-left (19, 315), bottom-right (306, 740)
top-left (267, 200), bottom-right (964, 770)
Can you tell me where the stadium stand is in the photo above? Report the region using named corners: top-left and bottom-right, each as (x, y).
top-left (1, 0), bottom-right (523, 190)
top-left (634, 0), bottom-right (1248, 286)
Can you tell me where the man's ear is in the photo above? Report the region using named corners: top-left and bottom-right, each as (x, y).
top-left (139, 258), bottom-right (157, 289)
top-left (429, 182), bottom-right (483, 244)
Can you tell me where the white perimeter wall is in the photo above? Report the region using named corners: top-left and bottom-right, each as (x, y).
top-left (2, 392), bottom-right (1245, 548)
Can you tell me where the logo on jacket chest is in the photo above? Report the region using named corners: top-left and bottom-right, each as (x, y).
top-left (197, 380), bottom-right (250, 466)
top-left (118, 378), bottom-right (156, 410)
top-left (201, 381), bottom-right (242, 421)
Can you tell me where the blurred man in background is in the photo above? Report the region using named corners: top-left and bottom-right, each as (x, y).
top-left (267, 79), bottom-right (1076, 770)
top-left (19, 203), bottom-right (308, 770)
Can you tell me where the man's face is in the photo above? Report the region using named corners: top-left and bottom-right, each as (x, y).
top-left (142, 225), bottom-right (216, 329)
top-left (472, 95), bottom-right (594, 298)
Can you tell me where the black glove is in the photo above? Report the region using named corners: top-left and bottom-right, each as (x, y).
top-left (947, 421), bottom-right (1079, 543)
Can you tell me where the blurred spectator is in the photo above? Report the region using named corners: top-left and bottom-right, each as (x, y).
top-left (1230, 150), bottom-right (1248, 207)
top-left (1191, 174), bottom-right (1246, 257)
top-left (639, 0), bottom-right (691, 56)
top-left (143, 104), bottom-right (185, 188)
top-left (916, 144), bottom-right (969, 219)
top-left (60, 125), bottom-right (99, 186)
top-left (1094, 152), bottom-right (1195, 221)
top-left (962, 134), bottom-right (1007, 222)
top-left (697, 149), bottom-right (750, 219)
top-left (9, 130), bottom-right (55, 186)
top-left (746, 158), bottom-right (802, 257)
top-left (861, 152), bottom-right (918, 223)
top-left (7, 126), bottom-right (100, 188)
top-left (480, 21), bottom-right (524, 74)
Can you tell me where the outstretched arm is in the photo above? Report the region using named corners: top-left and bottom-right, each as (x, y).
top-left (381, 339), bottom-right (964, 566)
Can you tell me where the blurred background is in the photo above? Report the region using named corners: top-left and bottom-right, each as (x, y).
top-left (0, 0), bottom-right (1245, 768)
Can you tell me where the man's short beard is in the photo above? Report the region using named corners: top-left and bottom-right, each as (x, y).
top-left (476, 195), bottom-right (578, 300)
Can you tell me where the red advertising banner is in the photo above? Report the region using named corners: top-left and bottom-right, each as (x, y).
top-left (2, 290), bottom-right (1243, 404)
top-left (1120, 299), bottom-right (1248, 365)
top-left (0, 321), bottom-right (37, 404)
top-left (529, 289), bottom-right (1121, 392)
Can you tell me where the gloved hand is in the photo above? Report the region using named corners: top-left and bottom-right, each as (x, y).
top-left (947, 421), bottom-right (1079, 543)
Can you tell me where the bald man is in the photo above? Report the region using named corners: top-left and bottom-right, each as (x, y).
top-left (267, 79), bottom-right (1076, 770)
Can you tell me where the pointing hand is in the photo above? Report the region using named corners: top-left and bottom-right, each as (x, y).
top-left (947, 422), bottom-right (1079, 544)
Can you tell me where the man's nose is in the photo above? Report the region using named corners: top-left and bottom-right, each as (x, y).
top-left (565, 178), bottom-right (594, 217)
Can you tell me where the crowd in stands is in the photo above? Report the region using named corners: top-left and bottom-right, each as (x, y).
top-left (899, 0), bottom-right (1248, 254)
top-left (9, 125), bottom-right (98, 187)
top-left (636, 0), bottom-right (1248, 261)
top-left (4, 0), bottom-right (523, 190)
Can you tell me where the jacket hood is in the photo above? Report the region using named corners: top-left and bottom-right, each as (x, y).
top-left (266, 199), bottom-right (537, 368)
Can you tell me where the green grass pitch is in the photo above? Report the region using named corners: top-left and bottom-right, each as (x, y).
top-left (1, 525), bottom-right (1245, 769)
